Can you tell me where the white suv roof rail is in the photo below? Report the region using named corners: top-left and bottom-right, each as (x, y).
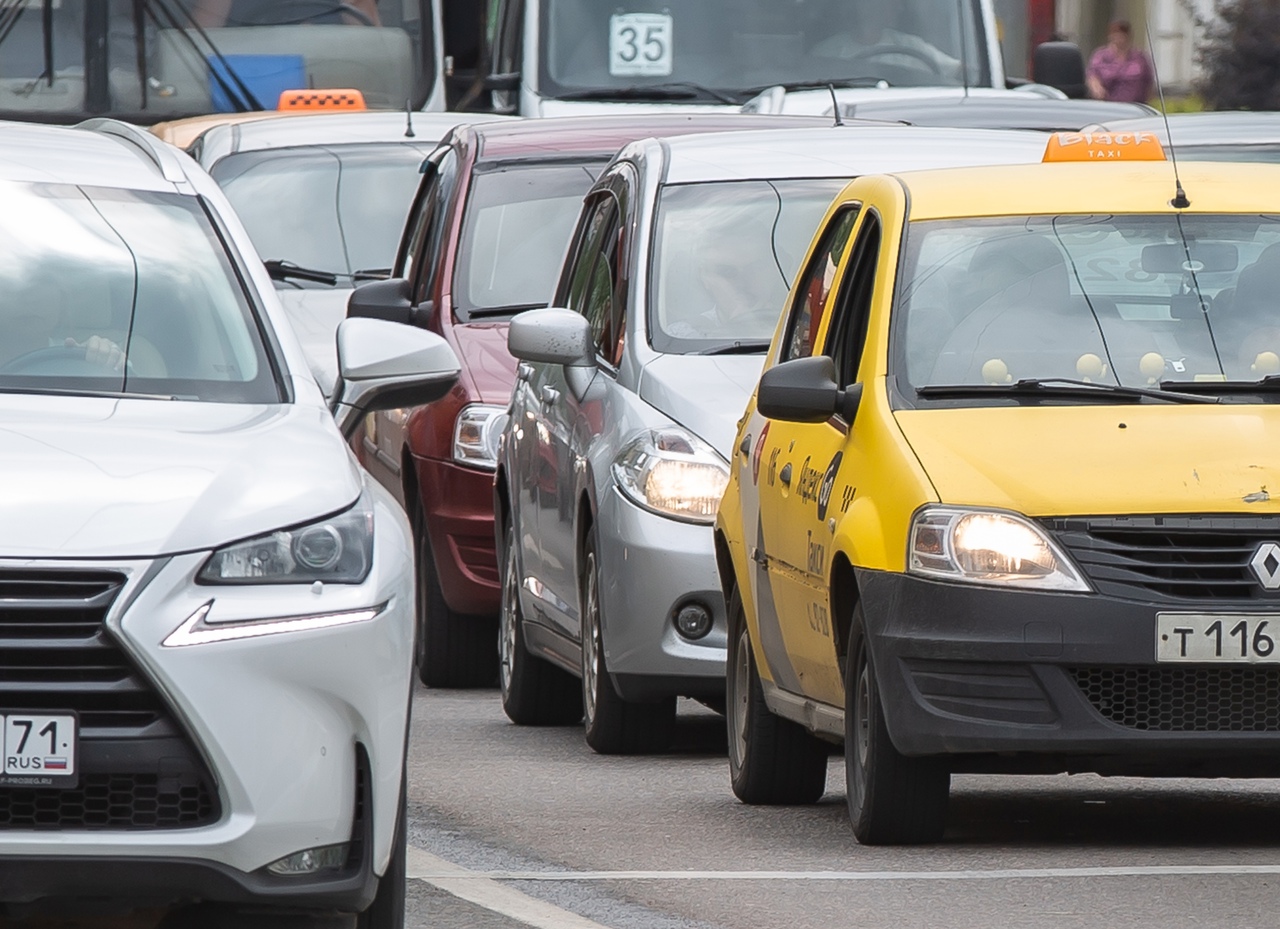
top-left (76, 118), bottom-right (192, 186)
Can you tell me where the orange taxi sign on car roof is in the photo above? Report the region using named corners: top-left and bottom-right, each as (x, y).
top-left (1042, 131), bottom-right (1166, 163)
top-left (277, 89), bottom-right (367, 112)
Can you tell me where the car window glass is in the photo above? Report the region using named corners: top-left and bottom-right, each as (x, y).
top-left (649, 178), bottom-right (846, 353)
top-left (416, 147), bottom-right (461, 301)
top-left (211, 143), bottom-right (428, 285)
top-left (897, 213), bottom-right (1280, 390)
top-left (581, 207), bottom-right (623, 360)
top-left (563, 195), bottom-right (614, 315)
top-left (782, 207), bottom-right (859, 362)
top-left (824, 212), bottom-right (882, 389)
top-left (0, 182), bottom-right (278, 403)
top-left (455, 161), bottom-right (603, 318)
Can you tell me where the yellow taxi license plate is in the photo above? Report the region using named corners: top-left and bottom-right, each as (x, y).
top-left (1157, 614), bottom-right (1280, 663)
top-left (1, 713), bottom-right (77, 788)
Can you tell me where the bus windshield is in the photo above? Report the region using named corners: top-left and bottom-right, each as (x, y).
top-left (0, 1), bottom-right (436, 123)
top-left (539, 0), bottom-right (988, 102)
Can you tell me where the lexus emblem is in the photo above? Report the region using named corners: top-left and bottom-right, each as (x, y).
top-left (1250, 542), bottom-right (1280, 590)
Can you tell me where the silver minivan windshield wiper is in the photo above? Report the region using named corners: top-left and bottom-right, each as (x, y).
top-left (916, 377), bottom-right (1216, 404)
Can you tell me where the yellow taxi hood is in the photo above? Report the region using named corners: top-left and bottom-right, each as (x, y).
top-left (895, 404), bottom-right (1280, 516)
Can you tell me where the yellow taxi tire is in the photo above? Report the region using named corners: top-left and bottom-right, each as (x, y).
top-left (580, 528), bottom-right (676, 755)
top-left (499, 519), bottom-right (583, 726)
top-left (727, 585), bottom-right (828, 805)
top-left (845, 604), bottom-right (949, 845)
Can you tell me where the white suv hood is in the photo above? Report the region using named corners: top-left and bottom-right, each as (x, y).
top-left (637, 353), bottom-right (765, 458)
top-left (0, 396), bottom-right (360, 558)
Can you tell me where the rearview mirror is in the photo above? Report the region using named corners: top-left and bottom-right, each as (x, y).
top-left (757, 356), bottom-right (861, 424)
top-left (1142, 243), bottom-right (1238, 274)
top-left (508, 308), bottom-right (594, 367)
top-left (330, 318), bottom-right (460, 438)
top-left (347, 278), bottom-right (434, 327)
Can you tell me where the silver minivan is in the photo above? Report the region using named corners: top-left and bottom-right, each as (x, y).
top-left (494, 126), bottom-right (1049, 753)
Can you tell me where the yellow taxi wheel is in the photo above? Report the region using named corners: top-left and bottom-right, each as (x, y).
top-left (844, 604), bottom-right (949, 845)
top-left (727, 584), bottom-right (828, 805)
top-left (499, 518), bottom-right (583, 726)
top-left (580, 527), bottom-right (676, 755)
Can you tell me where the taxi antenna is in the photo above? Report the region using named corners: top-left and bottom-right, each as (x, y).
top-left (404, 99), bottom-right (416, 138)
top-left (1147, 26), bottom-right (1189, 208)
top-left (827, 84), bottom-right (845, 126)
top-left (957, 0), bottom-right (970, 98)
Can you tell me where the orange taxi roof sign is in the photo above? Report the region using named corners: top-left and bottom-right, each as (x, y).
top-left (1043, 131), bottom-right (1166, 163)
top-left (277, 88), bottom-right (367, 112)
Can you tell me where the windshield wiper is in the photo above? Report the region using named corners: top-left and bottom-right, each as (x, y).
top-left (696, 340), bottom-right (772, 356)
top-left (466, 303), bottom-right (545, 319)
top-left (1160, 374), bottom-right (1280, 395)
top-left (556, 82), bottom-right (739, 104)
top-left (917, 377), bottom-right (1216, 404)
top-left (752, 77), bottom-right (892, 94)
top-left (264, 260), bottom-right (342, 287)
top-left (0, 385), bottom-right (180, 401)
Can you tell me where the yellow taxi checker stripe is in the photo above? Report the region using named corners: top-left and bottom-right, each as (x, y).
top-left (1043, 130), bottom-right (1166, 162)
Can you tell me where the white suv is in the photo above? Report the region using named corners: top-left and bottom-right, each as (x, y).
top-left (0, 119), bottom-right (457, 926)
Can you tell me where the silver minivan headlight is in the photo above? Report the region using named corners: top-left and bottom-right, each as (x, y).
top-left (612, 428), bottom-right (729, 524)
top-left (907, 506), bottom-right (1089, 591)
top-left (198, 493), bottom-right (375, 585)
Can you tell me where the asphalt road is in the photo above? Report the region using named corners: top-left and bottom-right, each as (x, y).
top-left (404, 687), bottom-right (1280, 929)
top-left (13, 686), bottom-right (1280, 928)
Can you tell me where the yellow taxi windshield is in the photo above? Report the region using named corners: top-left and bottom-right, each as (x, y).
top-left (897, 214), bottom-right (1280, 394)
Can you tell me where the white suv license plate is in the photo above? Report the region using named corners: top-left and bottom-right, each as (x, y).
top-left (0, 713), bottom-right (77, 788)
top-left (1157, 613), bottom-right (1280, 663)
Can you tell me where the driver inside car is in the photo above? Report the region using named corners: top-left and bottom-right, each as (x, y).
top-left (809, 0), bottom-right (962, 81)
top-left (2, 280), bottom-right (130, 374)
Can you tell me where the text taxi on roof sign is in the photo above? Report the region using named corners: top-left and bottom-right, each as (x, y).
top-left (715, 133), bottom-right (1280, 845)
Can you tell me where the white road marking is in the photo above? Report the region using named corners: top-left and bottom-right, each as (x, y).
top-left (406, 846), bottom-right (613, 929)
top-left (409, 859), bottom-right (1280, 883)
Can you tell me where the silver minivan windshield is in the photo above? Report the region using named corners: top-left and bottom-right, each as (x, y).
top-left (0, 182), bottom-right (279, 402)
top-left (539, 0), bottom-right (988, 102)
top-left (648, 178), bottom-right (847, 354)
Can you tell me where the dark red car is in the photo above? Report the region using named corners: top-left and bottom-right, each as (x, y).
top-left (350, 114), bottom-right (826, 687)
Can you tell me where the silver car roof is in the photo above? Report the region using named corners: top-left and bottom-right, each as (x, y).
top-left (0, 119), bottom-right (185, 191)
top-left (194, 111), bottom-right (508, 166)
top-left (649, 126), bottom-right (1051, 184)
top-left (1089, 111), bottom-right (1280, 146)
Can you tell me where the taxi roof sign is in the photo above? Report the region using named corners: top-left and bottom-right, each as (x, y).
top-left (1043, 131), bottom-right (1166, 163)
top-left (277, 89), bottom-right (367, 112)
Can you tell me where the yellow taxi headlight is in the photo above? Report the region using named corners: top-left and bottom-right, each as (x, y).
top-left (612, 428), bottom-right (729, 524)
top-left (908, 507), bottom-right (1089, 592)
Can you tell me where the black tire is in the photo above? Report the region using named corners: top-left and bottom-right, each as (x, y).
top-left (357, 765), bottom-right (407, 929)
top-left (727, 585), bottom-right (828, 805)
top-left (412, 510), bottom-right (498, 688)
top-left (845, 605), bottom-right (949, 845)
top-left (580, 528), bottom-right (676, 755)
top-left (499, 518), bottom-right (583, 725)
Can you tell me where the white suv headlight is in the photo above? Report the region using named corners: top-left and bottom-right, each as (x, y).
top-left (612, 428), bottom-right (729, 524)
top-left (453, 404), bottom-right (509, 471)
top-left (908, 506), bottom-right (1089, 591)
top-left (199, 493), bottom-right (375, 585)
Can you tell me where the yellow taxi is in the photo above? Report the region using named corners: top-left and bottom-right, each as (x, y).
top-left (715, 132), bottom-right (1280, 844)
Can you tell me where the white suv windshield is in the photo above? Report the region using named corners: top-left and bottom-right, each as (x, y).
top-left (540, 0), bottom-right (987, 101)
top-left (898, 214), bottom-right (1280, 396)
top-left (0, 182), bottom-right (280, 402)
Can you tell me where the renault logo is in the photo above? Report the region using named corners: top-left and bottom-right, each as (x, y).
top-left (1250, 542), bottom-right (1280, 590)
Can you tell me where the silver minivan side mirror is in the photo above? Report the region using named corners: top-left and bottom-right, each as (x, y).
top-left (330, 318), bottom-right (460, 438)
top-left (507, 308), bottom-right (594, 367)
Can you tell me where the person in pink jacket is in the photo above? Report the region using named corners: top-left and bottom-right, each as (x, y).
top-left (1086, 20), bottom-right (1155, 103)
